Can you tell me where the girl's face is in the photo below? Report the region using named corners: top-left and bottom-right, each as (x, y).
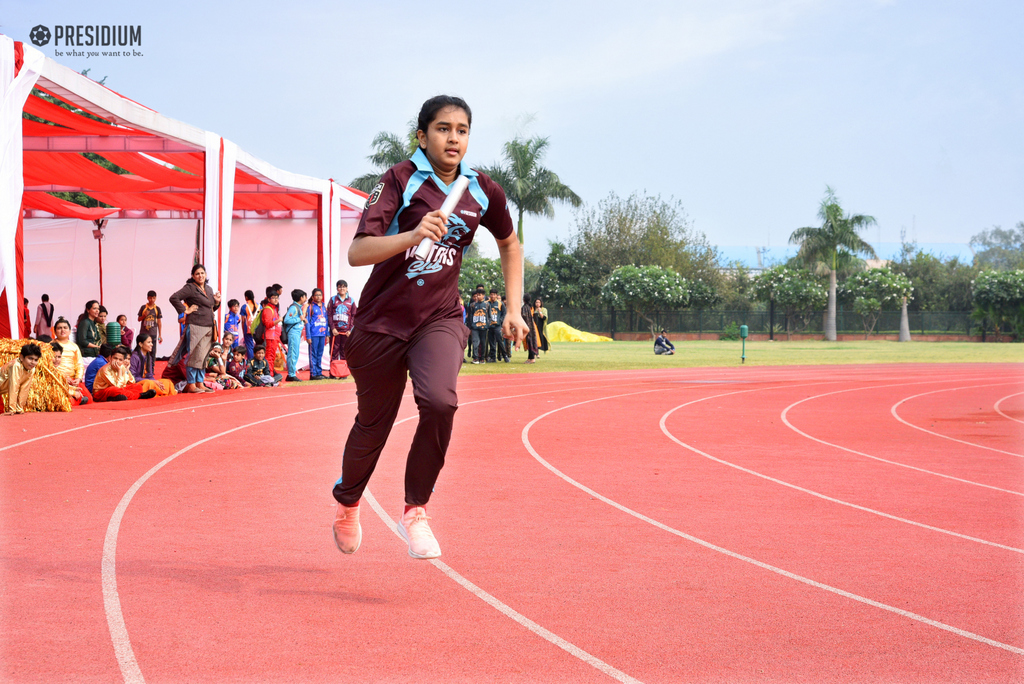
top-left (192, 268), bottom-right (206, 286)
top-left (97, 312), bottom-right (107, 324)
top-left (55, 322), bottom-right (70, 340)
top-left (416, 106), bottom-right (470, 177)
top-left (88, 303), bottom-right (99, 318)
top-left (535, 300), bottom-right (542, 309)
top-left (141, 337), bottom-right (153, 353)
top-left (117, 316), bottom-right (127, 327)
top-left (313, 292), bottom-right (323, 304)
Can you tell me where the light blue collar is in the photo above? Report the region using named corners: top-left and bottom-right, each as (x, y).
top-left (410, 147), bottom-right (478, 192)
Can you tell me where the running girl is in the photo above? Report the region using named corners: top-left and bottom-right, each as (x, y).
top-left (332, 95), bottom-right (528, 559)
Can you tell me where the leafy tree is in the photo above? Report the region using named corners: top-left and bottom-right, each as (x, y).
top-left (349, 121), bottom-right (418, 193)
top-left (687, 279), bottom-right (721, 311)
top-left (970, 223), bottom-right (1024, 271)
top-left (789, 187), bottom-right (877, 340)
top-left (570, 192), bottom-right (722, 287)
top-left (838, 268), bottom-right (914, 338)
top-left (535, 241), bottom-right (604, 308)
top-left (601, 265), bottom-right (689, 336)
top-left (893, 248), bottom-right (976, 313)
top-left (753, 267), bottom-right (826, 339)
top-left (972, 270), bottom-right (1024, 341)
top-left (478, 136), bottom-right (581, 246)
top-left (458, 257), bottom-right (504, 298)
top-left (718, 262), bottom-right (755, 312)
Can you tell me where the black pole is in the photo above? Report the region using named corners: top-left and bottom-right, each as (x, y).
top-left (769, 297), bottom-right (775, 341)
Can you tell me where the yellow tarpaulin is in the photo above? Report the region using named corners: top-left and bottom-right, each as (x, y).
top-left (546, 321), bottom-right (613, 343)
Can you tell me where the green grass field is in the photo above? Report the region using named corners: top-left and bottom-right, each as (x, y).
top-left (453, 339), bottom-right (1023, 375)
top-left (301, 340), bottom-right (1020, 384)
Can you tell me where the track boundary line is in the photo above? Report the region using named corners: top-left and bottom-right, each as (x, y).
top-left (780, 380), bottom-right (1023, 496)
top-left (994, 391), bottom-right (1024, 425)
top-left (890, 384), bottom-right (1024, 458)
top-left (522, 389), bottom-right (1024, 657)
top-left (659, 400), bottom-right (1023, 553)
top-left (102, 399), bottom-right (358, 684)
top-left (362, 489), bottom-right (644, 684)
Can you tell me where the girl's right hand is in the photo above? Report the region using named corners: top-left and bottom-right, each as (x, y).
top-left (411, 210), bottom-right (448, 247)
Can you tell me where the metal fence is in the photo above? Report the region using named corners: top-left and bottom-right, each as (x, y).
top-left (547, 308), bottom-right (983, 337)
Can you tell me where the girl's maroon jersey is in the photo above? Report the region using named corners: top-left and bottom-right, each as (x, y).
top-left (353, 148), bottom-right (514, 341)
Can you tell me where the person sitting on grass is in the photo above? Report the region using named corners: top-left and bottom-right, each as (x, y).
top-left (654, 329), bottom-right (675, 355)
top-left (1, 343), bottom-right (41, 414)
top-left (84, 343), bottom-right (115, 395)
top-left (244, 345), bottom-right (280, 387)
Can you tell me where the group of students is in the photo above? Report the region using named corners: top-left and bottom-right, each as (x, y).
top-left (218, 279), bottom-right (357, 383)
top-left (463, 287), bottom-right (549, 364)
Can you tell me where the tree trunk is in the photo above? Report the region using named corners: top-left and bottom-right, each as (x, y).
top-left (825, 270), bottom-right (837, 341)
top-left (898, 297), bottom-right (911, 342)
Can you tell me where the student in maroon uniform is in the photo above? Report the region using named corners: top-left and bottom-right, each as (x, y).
top-left (332, 95), bottom-right (528, 560)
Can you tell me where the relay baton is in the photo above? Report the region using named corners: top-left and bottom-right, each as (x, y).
top-left (414, 175), bottom-right (470, 260)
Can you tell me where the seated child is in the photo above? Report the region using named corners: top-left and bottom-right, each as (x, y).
top-left (226, 347), bottom-right (251, 387)
top-left (205, 343), bottom-right (241, 390)
top-left (1, 343), bottom-right (42, 414)
top-left (84, 343), bottom-right (114, 395)
top-left (93, 345), bottom-right (176, 401)
top-left (244, 345), bottom-right (280, 387)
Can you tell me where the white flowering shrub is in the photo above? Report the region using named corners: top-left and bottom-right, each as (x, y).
top-left (601, 265), bottom-right (689, 335)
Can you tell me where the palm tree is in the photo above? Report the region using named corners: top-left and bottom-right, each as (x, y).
top-left (478, 136), bottom-right (582, 246)
top-left (789, 187), bottom-right (877, 341)
top-left (349, 121), bottom-right (418, 193)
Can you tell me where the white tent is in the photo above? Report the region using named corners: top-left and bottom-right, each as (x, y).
top-left (1, 35), bottom-right (370, 342)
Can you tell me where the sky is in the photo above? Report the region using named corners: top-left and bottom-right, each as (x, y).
top-left (7, 1), bottom-right (1023, 264)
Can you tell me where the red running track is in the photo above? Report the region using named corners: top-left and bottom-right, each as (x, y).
top-left (1, 363), bottom-right (1022, 683)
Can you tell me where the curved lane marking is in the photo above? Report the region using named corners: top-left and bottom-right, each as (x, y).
top-left (891, 385), bottom-right (1024, 458)
top-left (362, 489), bottom-right (643, 684)
top-left (104, 381), bottom-right (679, 684)
top-left (994, 392), bottom-right (1024, 425)
top-left (521, 389), bottom-right (1024, 657)
top-left (103, 399), bottom-right (358, 684)
top-left (660, 400), bottom-right (1023, 554)
top-left (781, 381), bottom-right (1023, 496)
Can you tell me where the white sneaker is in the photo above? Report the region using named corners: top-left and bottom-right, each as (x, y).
top-left (333, 503), bottom-right (362, 554)
top-left (397, 506), bottom-right (441, 559)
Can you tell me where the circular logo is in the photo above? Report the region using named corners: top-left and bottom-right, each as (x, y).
top-left (29, 25), bottom-right (51, 47)
top-left (416, 279), bottom-right (424, 287)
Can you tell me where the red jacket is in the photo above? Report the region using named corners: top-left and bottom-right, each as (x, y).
top-left (261, 306), bottom-right (281, 340)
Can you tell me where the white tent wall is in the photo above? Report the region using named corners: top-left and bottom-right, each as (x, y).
top-left (23, 218), bottom-right (196, 338)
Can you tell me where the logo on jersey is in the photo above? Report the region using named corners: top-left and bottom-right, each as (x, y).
top-left (365, 182), bottom-right (384, 209)
top-left (460, 210), bottom-right (477, 218)
top-left (404, 214), bottom-right (471, 279)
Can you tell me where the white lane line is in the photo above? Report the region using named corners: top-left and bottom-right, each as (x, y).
top-left (101, 380), bottom-right (687, 684)
top-left (2, 369), bottom-right (696, 455)
top-left (522, 390), bottom-right (1024, 657)
top-left (103, 399), bottom-right (358, 684)
top-left (362, 490), bottom-right (643, 684)
top-left (891, 385), bottom-right (1024, 458)
top-left (781, 380), bottom-right (1023, 496)
top-left (994, 392), bottom-right (1024, 425)
top-left (660, 400), bottom-right (1023, 554)
top-left (1, 387), bottom-right (352, 453)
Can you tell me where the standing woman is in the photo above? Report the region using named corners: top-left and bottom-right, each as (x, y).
top-left (34, 294), bottom-right (54, 341)
top-left (533, 298), bottom-right (550, 353)
top-left (75, 300), bottom-right (102, 357)
top-left (170, 263), bottom-right (221, 394)
top-left (521, 295), bottom-right (539, 363)
top-left (331, 95), bottom-right (529, 560)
